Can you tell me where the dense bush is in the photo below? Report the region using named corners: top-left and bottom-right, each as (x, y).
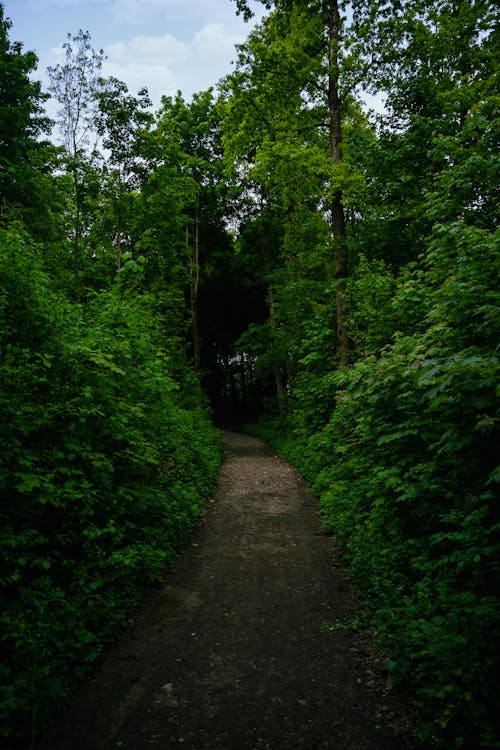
top-left (251, 218), bottom-right (500, 748)
top-left (0, 223), bottom-right (221, 745)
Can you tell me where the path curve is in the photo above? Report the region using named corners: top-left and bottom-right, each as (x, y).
top-left (42, 431), bottom-right (416, 750)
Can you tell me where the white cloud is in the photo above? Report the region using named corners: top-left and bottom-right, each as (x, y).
top-left (193, 22), bottom-right (244, 60)
top-left (48, 44), bottom-right (65, 60)
top-left (101, 23), bottom-right (248, 106)
top-left (189, 22), bottom-right (247, 92)
top-left (25, 0), bottom-right (268, 112)
top-left (103, 33), bottom-right (191, 102)
top-left (106, 33), bottom-right (189, 67)
top-left (105, 59), bottom-right (184, 100)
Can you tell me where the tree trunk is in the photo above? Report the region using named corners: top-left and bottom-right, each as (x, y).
top-left (188, 193), bottom-right (201, 372)
top-left (73, 172), bottom-right (81, 303)
top-left (116, 185), bottom-right (122, 270)
top-left (275, 370), bottom-right (285, 413)
top-left (328, 0), bottom-right (348, 366)
top-left (268, 285), bottom-right (285, 413)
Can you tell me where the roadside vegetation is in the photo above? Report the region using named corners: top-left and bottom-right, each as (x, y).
top-left (1, 1), bottom-right (498, 748)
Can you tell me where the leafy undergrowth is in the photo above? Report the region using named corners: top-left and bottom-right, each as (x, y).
top-left (0, 225), bottom-right (222, 747)
top-left (246, 225), bottom-right (500, 750)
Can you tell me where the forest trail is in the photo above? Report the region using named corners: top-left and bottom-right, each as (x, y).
top-left (42, 432), bottom-right (417, 750)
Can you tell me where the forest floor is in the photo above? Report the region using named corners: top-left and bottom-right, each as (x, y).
top-left (41, 431), bottom-right (421, 750)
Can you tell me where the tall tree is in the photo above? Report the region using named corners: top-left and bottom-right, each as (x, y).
top-left (154, 90), bottom-right (232, 371)
top-left (229, 0), bottom-right (372, 365)
top-left (48, 30), bottom-right (105, 158)
top-left (48, 30), bottom-right (106, 300)
top-left (96, 78), bottom-right (153, 269)
top-left (229, 0), bottom-right (357, 364)
top-left (349, 0), bottom-right (498, 258)
top-left (0, 3), bottom-right (54, 232)
top-left (326, 0), bottom-right (348, 363)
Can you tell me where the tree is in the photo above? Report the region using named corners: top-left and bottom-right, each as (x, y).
top-left (0, 3), bottom-right (55, 233)
top-left (151, 90), bottom-right (234, 371)
top-left (228, 0), bottom-right (362, 365)
top-left (345, 0), bottom-right (498, 267)
top-left (48, 30), bottom-right (106, 300)
top-left (96, 78), bottom-right (153, 269)
top-left (48, 29), bottom-right (105, 158)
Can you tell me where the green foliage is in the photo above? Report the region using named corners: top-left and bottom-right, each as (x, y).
top-left (258, 210), bottom-right (500, 747)
top-left (242, 13), bottom-right (500, 729)
top-left (1, 2), bottom-right (499, 749)
top-left (0, 224), bottom-right (221, 744)
top-left (345, 255), bottom-right (396, 356)
top-left (0, 4), bottom-right (56, 237)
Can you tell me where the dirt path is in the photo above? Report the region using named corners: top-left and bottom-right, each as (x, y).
top-left (42, 431), bottom-right (417, 750)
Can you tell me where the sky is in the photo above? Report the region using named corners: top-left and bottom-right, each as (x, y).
top-left (3, 0), bottom-right (266, 113)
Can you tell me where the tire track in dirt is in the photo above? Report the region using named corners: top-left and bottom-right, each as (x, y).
top-left (41, 431), bottom-right (418, 750)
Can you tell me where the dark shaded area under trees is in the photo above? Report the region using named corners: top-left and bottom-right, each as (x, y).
top-left (0, 1), bottom-right (499, 748)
